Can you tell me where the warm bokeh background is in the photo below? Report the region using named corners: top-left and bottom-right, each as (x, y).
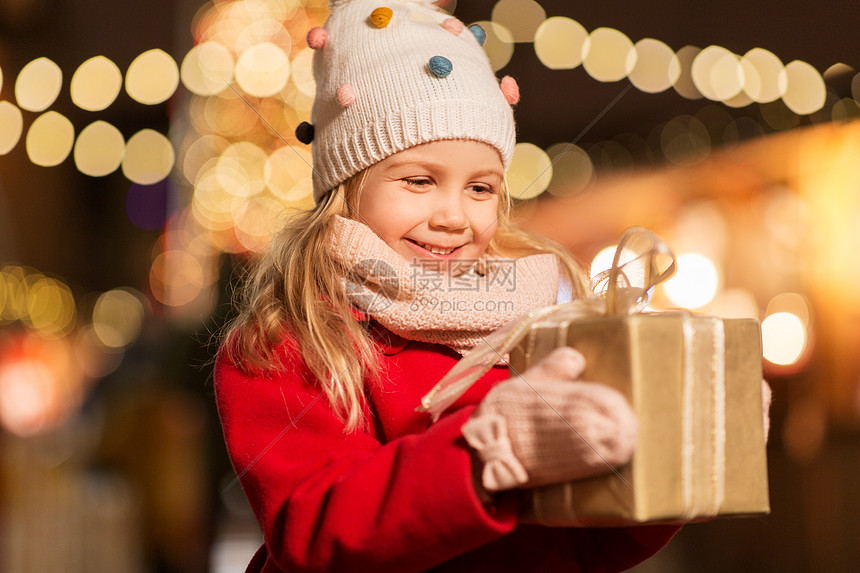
top-left (1, 0), bottom-right (859, 571)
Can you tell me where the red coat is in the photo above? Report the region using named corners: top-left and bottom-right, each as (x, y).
top-left (215, 320), bottom-right (678, 572)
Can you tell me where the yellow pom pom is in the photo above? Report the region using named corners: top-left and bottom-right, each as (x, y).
top-left (370, 7), bottom-right (393, 28)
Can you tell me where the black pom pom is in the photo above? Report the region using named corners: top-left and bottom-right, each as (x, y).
top-left (295, 122), bottom-right (314, 144)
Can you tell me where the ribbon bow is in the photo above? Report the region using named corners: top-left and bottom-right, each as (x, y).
top-left (417, 227), bottom-right (676, 420)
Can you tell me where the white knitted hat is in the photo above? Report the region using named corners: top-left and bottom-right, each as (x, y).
top-left (298, 0), bottom-right (520, 202)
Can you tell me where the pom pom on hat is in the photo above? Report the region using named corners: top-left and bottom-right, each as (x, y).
top-left (500, 76), bottom-right (520, 105)
top-left (370, 6), bottom-right (393, 28)
top-left (441, 17), bottom-right (464, 35)
top-left (428, 56), bottom-right (453, 78)
top-left (295, 121), bottom-right (314, 144)
top-left (469, 24), bottom-right (486, 46)
top-left (307, 27), bottom-right (327, 49)
top-left (336, 84), bottom-right (357, 106)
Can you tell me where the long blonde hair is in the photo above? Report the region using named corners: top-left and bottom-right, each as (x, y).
top-left (224, 168), bottom-right (589, 432)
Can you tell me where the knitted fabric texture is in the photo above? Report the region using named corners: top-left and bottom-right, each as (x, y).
top-left (463, 347), bottom-right (638, 491)
top-left (329, 215), bottom-right (559, 357)
top-left (307, 0), bottom-right (517, 201)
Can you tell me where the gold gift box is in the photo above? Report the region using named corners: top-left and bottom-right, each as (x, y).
top-left (509, 311), bottom-right (770, 526)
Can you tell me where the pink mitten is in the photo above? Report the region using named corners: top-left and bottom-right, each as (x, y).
top-left (462, 347), bottom-right (637, 492)
top-left (762, 379), bottom-right (772, 443)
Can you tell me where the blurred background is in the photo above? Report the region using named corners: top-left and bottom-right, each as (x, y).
top-left (1, 0), bottom-right (859, 571)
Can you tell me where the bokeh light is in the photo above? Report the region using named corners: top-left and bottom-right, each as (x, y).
top-left (15, 57), bottom-right (63, 112)
top-left (26, 111), bottom-right (75, 167)
top-left (122, 129), bottom-right (176, 184)
top-left (25, 276), bottom-right (76, 337)
top-left (149, 250), bottom-right (207, 307)
top-left (662, 253), bottom-right (720, 309)
top-left (235, 42), bottom-right (291, 98)
top-left (289, 47), bottom-right (316, 98)
top-left (691, 45), bottom-right (743, 101)
top-left (0, 359), bottom-right (56, 436)
top-left (181, 41), bottom-right (235, 96)
top-left (74, 121), bottom-right (126, 177)
top-left (741, 48), bottom-right (786, 103)
top-left (506, 142), bottom-right (552, 201)
top-left (264, 146), bottom-right (313, 202)
top-left (0, 101), bottom-right (24, 155)
top-left (533, 17), bottom-right (587, 70)
top-left (782, 60), bottom-right (826, 115)
top-left (582, 27), bottom-right (636, 83)
top-left (545, 142), bottom-right (593, 197)
top-left (491, 0), bottom-right (546, 43)
top-left (630, 38), bottom-right (681, 93)
top-left (92, 288), bottom-right (146, 350)
top-left (672, 46), bottom-right (703, 100)
top-left (125, 49), bottom-right (180, 105)
top-left (762, 311), bottom-right (807, 366)
top-left (70, 56), bottom-right (123, 111)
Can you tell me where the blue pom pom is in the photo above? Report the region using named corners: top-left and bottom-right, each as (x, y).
top-left (428, 56), bottom-right (453, 78)
top-left (469, 24), bottom-right (486, 46)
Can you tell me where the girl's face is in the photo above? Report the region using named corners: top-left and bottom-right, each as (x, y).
top-left (356, 139), bottom-right (504, 273)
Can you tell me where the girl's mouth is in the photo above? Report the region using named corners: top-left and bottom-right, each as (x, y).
top-left (405, 238), bottom-right (463, 259)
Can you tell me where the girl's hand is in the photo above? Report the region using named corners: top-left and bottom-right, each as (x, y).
top-left (462, 347), bottom-right (637, 492)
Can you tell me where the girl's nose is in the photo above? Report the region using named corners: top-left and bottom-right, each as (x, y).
top-left (428, 190), bottom-right (468, 230)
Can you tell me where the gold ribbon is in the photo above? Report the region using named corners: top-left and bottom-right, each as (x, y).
top-left (418, 227), bottom-right (676, 420)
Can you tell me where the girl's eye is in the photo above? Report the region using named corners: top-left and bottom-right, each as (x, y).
top-left (469, 184), bottom-right (495, 195)
top-left (403, 177), bottom-right (432, 188)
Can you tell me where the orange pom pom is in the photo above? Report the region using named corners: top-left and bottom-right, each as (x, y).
top-left (370, 7), bottom-right (393, 28)
top-left (336, 84), bottom-right (356, 107)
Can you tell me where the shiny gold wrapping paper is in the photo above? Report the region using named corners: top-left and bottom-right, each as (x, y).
top-left (509, 311), bottom-right (770, 525)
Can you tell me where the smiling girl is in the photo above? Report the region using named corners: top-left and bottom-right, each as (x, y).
top-left (214, 1), bottom-right (678, 571)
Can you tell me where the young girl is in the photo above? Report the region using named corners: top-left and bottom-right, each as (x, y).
top-left (215, 1), bottom-right (679, 570)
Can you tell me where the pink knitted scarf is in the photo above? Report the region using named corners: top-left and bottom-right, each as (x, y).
top-left (329, 215), bottom-right (560, 357)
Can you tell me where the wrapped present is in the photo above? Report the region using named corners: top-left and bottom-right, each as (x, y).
top-left (419, 228), bottom-right (770, 525)
top-left (510, 311), bottom-right (769, 525)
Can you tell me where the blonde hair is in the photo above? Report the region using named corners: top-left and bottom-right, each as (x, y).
top-left (224, 168), bottom-right (589, 432)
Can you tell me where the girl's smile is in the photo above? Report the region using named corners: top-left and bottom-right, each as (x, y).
top-left (355, 139), bottom-right (504, 273)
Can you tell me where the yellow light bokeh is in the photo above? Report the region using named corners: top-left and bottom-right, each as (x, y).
top-left (782, 60), bottom-right (826, 115)
top-left (582, 27), bottom-right (637, 83)
top-left (235, 42), bottom-right (291, 98)
top-left (92, 288), bottom-right (146, 350)
top-left (506, 142), bottom-right (553, 201)
top-left (290, 47), bottom-right (316, 98)
top-left (122, 129), bottom-right (175, 184)
top-left (233, 196), bottom-right (282, 252)
top-left (0, 101), bottom-right (24, 155)
top-left (533, 16), bottom-right (587, 70)
top-left (26, 277), bottom-right (76, 337)
top-left (662, 253), bottom-right (720, 309)
top-left (74, 121), bottom-right (126, 177)
top-left (766, 292), bottom-right (811, 326)
top-left (491, 0), bottom-right (546, 43)
top-left (181, 41), bottom-right (235, 96)
top-left (741, 48), bottom-right (786, 103)
top-left (70, 56), bottom-right (123, 112)
top-left (673, 45), bottom-right (703, 100)
top-left (630, 38), bottom-right (681, 94)
top-left (26, 111), bottom-right (75, 167)
top-left (264, 145), bottom-right (313, 201)
top-left (125, 49), bottom-right (180, 105)
top-left (0, 266), bottom-right (27, 322)
top-left (15, 57), bottom-right (63, 112)
top-left (762, 311), bottom-right (807, 366)
top-left (545, 142), bottom-right (593, 198)
top-left (472, 21), bottom-right (514, 72)
top-left (149, 250), bottom-right (206, 307)
top-left (691, 46), bottom-right (743, 101)
top-left (182, 133), bottom-right (230, 184)
top-left (235, 18), bottom-right (292, 56)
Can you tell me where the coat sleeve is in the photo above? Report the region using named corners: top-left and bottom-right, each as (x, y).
top-left (213, 344), bottom-right (520, 572)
